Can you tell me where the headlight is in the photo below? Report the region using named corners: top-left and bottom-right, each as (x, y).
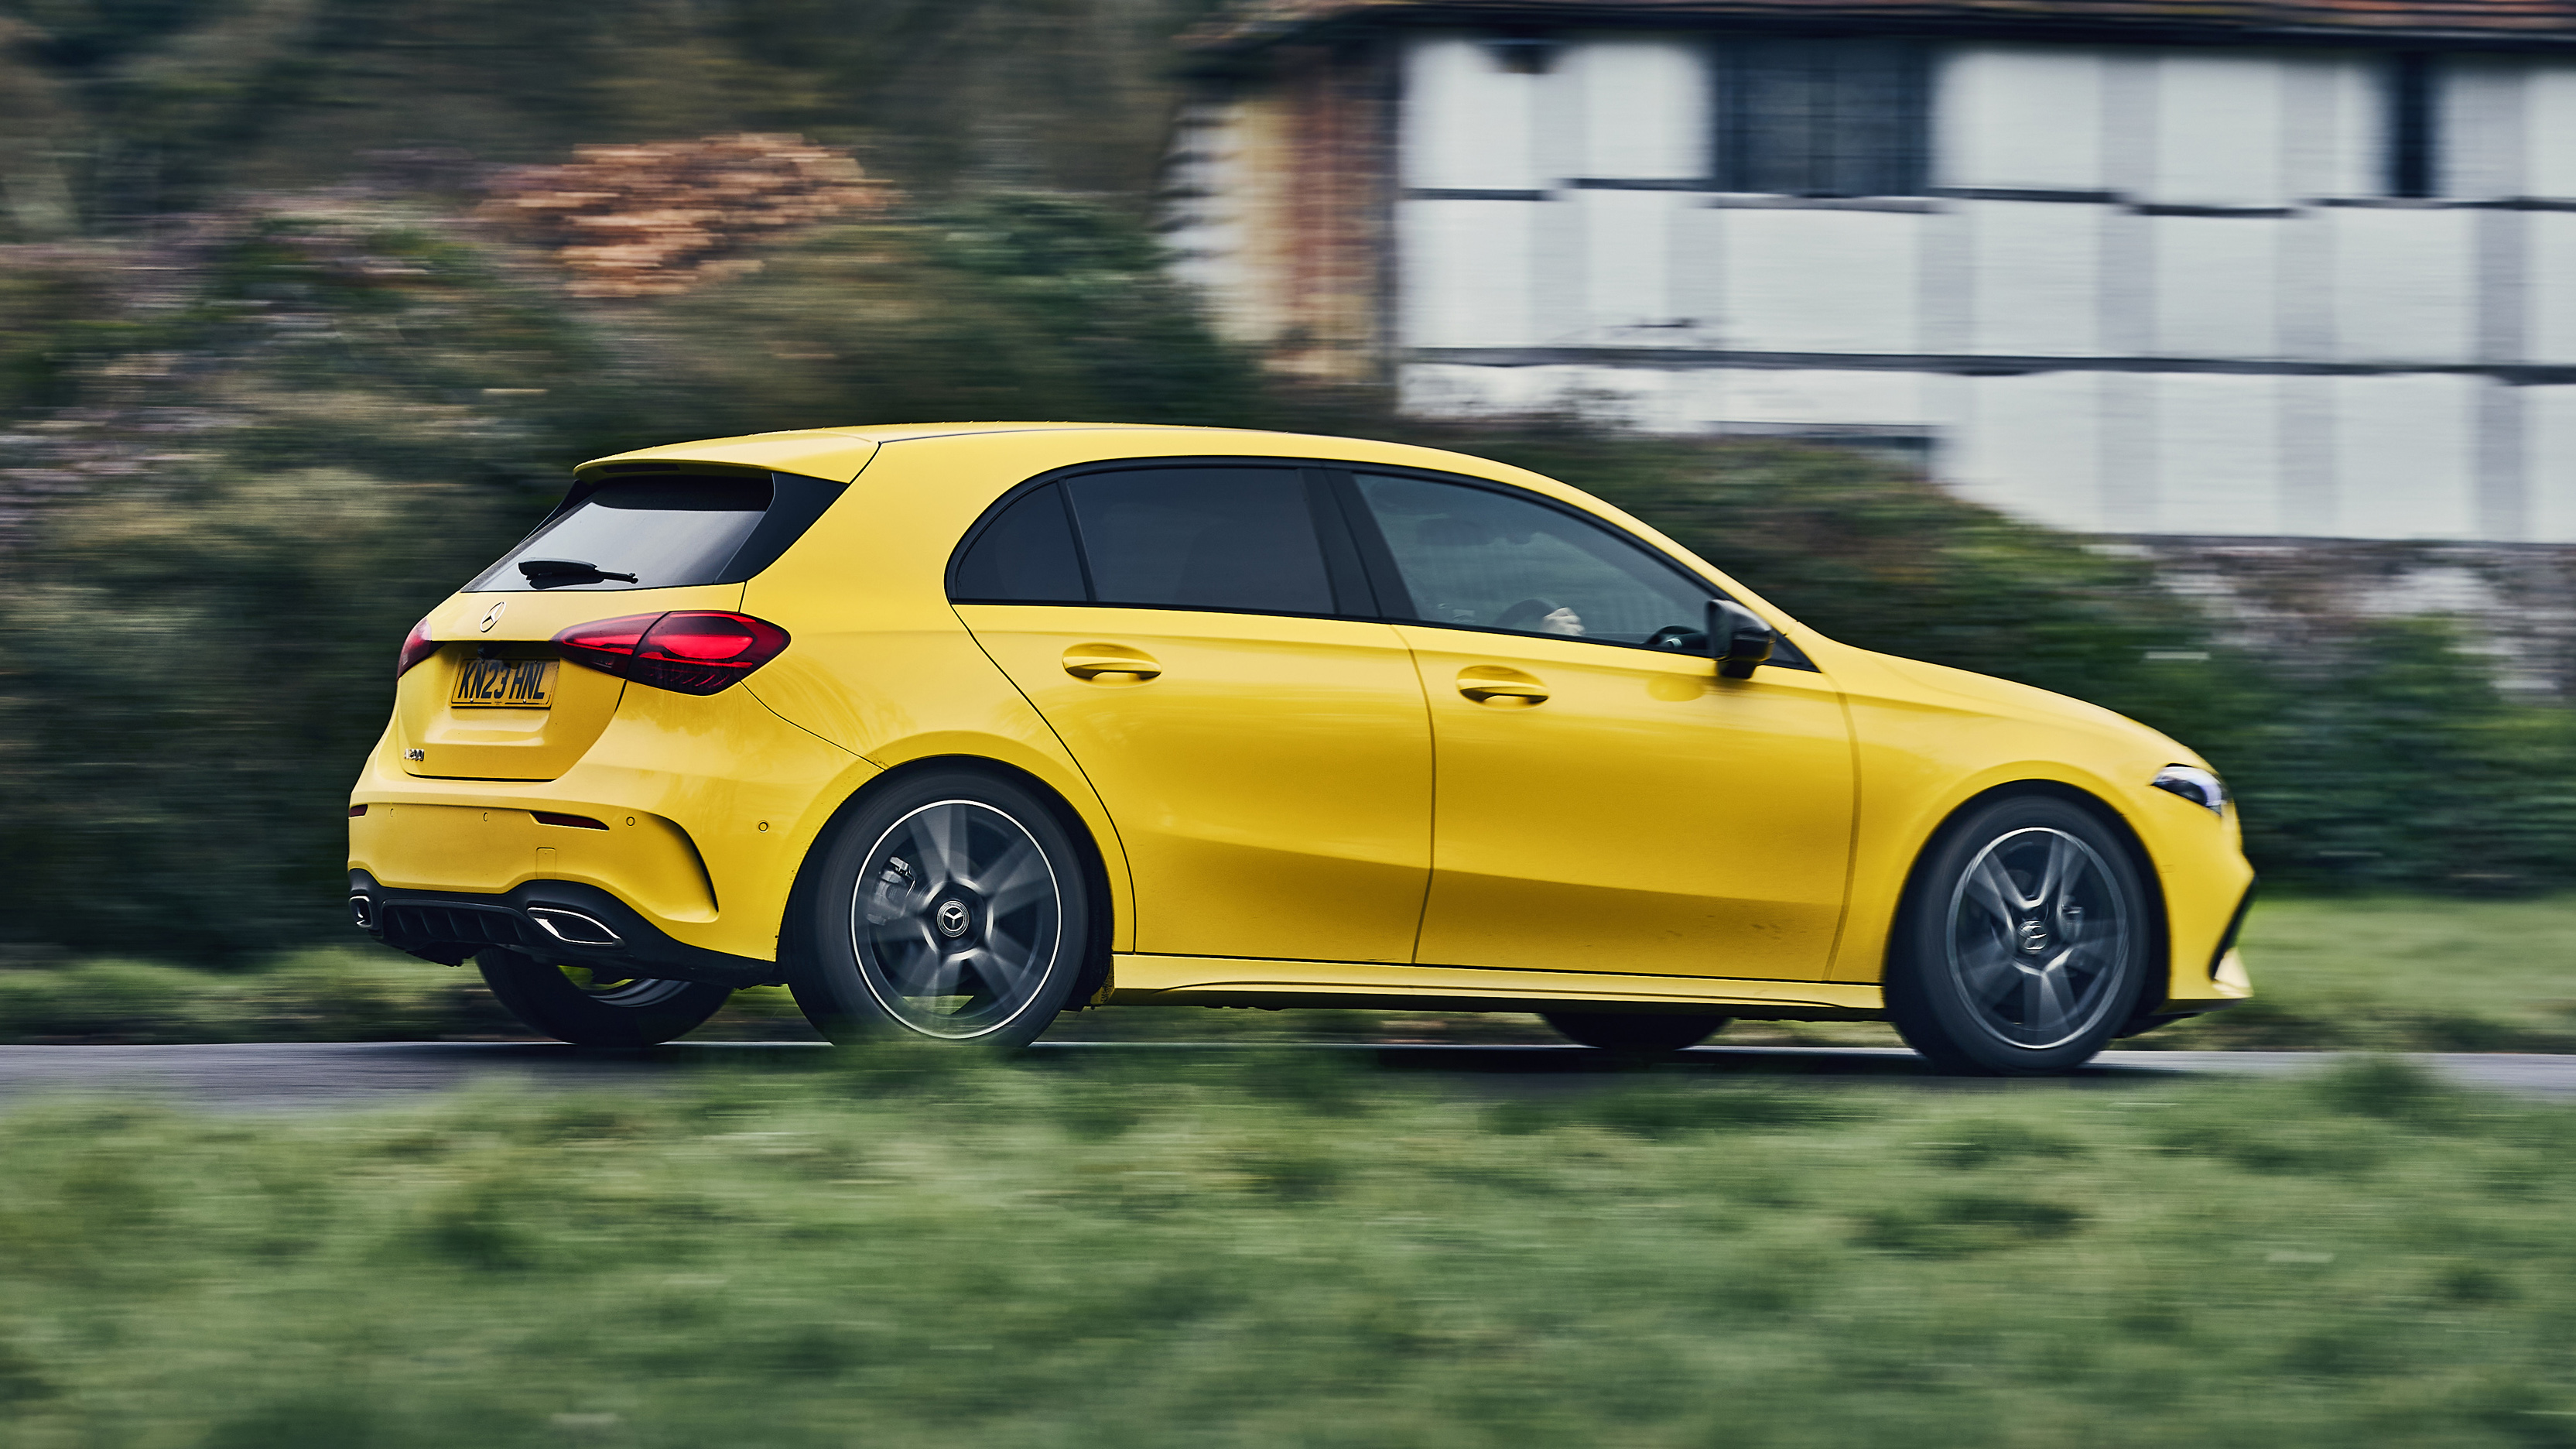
top-left (2150, 764), bottom-right (2226, 817)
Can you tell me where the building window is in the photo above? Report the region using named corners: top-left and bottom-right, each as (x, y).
top-left (2386, 53), bottom-right (2439, 198)
top-left (1715, 38), bottom-right (1930, 197)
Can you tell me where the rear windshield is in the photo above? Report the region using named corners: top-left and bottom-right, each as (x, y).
top-left (467, 472), bottom-right (839, 592)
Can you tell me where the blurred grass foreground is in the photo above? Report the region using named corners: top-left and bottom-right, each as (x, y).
top-left (2, 1052), bottom-right (2574, 1446)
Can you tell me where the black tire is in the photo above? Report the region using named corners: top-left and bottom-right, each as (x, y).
top-left (1885, 793), bottom-right (2154, 1076)
top-left (475, 949), bottom-right (733, 1047)
top-left (1541, 1012), bottom-right (1730, 1054)
top-left (785, 769), bottom-right (1094, 1048)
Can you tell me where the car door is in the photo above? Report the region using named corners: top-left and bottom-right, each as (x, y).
top-left (1346, 470), bottom-right (1855, 981)
top-left (950, 464), bottom-right (1433, 964)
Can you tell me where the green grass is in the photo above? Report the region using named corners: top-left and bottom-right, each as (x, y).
top-left (5, 1053), bottom-right (2576, 1446)
top-left (2149, 895), bottom-right (2576, 1052)
top-left (5, 894), bottom-right (2574, 1051)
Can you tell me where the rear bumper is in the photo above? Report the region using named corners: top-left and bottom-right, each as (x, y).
top-left (348, 870), bottom-right (778, 988)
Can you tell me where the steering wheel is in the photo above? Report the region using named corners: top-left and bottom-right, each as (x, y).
top-left (1647, 625), bottom-right (1705, 652)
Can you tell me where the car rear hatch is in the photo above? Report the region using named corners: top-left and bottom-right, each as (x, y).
top-left (395, 465), bottom-right (844, 781)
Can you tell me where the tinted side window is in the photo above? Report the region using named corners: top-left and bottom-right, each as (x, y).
top-left (952, 485), bottom-right (1086, 602)
top-left (1354, 474), bottom-right (1711, 646)
top-left (1066, 468), bottom-right (1335, 615)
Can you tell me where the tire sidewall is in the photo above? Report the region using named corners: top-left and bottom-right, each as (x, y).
top-left (786, 769), bottom-right (1092, 1048)
top-left (1887, 794), bottom-right (2154, 1076)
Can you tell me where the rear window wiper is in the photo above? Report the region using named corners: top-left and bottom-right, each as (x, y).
top-left (518, 558), bottom-right (639, 586)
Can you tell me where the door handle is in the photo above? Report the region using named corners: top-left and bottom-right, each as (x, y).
top-left (1456, 668), bottom-right (1548, 704)
top-left (1063, 649), bottom-right (1161, 682)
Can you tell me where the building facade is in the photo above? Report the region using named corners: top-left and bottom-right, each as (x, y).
top-left (1167, 0), bottom-right (2576, 543)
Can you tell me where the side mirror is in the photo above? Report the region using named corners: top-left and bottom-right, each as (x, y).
top-left (1709, 599), bottom-right (1775, 680)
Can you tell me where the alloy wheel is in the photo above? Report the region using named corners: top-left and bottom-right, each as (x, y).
top-left (850, 799), bottom-right (1065, 1039)
top-left (1943, 827), bottom-right (2133, 1050)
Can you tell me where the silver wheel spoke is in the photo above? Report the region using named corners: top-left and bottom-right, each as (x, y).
top-left (1961, 857), bottom-right (2022, 933)
top-left (917, 805), bottom-right (972, 890)
top-left (2034, 968), bottom-right (2076, 1036)
top-left (982, 851), bottom-right (1054, 914)
top-left (1955, 937), bottom-right (2020, 1000)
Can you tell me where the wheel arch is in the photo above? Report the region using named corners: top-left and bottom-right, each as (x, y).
top-left (777, 753), bottom-right (1121, 1011)
top-left (1885, 779), bottom-right (2171, 1036)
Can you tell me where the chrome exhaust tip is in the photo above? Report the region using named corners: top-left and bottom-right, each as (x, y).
top-left (347, 895), bottom-right (376, 930)
top-left (526, 907), bottom-right (624, 948)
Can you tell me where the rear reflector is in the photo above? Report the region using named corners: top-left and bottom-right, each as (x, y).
top-left (348, 804), bottom-right (368, 818)
top-left (552, 611), bottom-right (791, 695)
top-left (532, 811), bottom-right (609, 831)
top-left (397, 617), bottom-right (440, 678)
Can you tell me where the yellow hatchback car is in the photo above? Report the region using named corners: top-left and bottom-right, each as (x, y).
top-left (348, 423), bottom-right (2253, 1074)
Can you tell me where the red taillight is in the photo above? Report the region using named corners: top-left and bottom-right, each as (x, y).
top-left (552, 611), bottom-right (791, 696)
top-left (397, 617), bottom-right (440, 678)
top-left (347, 804), bottom-right (368, 818)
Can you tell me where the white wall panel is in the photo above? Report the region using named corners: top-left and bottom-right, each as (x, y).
top-left (2528, 213), bottom-right (2576, 364)
top-left (1401, 36), bottom-right (1541, 190)
top-left (2152, 53), bottom-right (2287, 207)
top-left (1576, 189), bottom-right (1685, 341)
top-left (2154, 374), bottom-right (2285, 534)
top-left (1962, 201), bottom-right (2101, 355)
top-left (1398, 200), bottom-right (1535, 348)
top-left (2528, 385), bottom-right (2576, 543)
top-left (2444, 59), bottom-right (2527, 201)
top-left (2332, 208), bottom-right (2476, 364)
top-left (1572, 36), bottom-right (1707, 180)
top-left (1937, 46), bottom-right (2104, 193)
top-left (2527, 65), bottom-right (2576, 198)
top-left (2152, 217), bottom-right (2279, 358)
top-left (2334, 374), bottom-right (2479, 538)
top-left (2281, 53), bottom-right (2376, 201)
top-left (1719, 210), bottom-right (1921, 354)
top-left (1950, 372), bottom-right (2106, 533)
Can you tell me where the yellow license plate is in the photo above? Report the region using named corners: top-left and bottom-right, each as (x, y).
top-left (450, 657), bottom-right (556, 708)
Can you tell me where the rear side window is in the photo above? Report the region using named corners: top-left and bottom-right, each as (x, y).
top-left (1068, 469), bottom-right (1333, 615)
top-left (948, 485), bottom-right (1087, 603)
top-left (469, 471), bottom-right (843, 591)
top-left (951, 468), bottom-right (1344, 617)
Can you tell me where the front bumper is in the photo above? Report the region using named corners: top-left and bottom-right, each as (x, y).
top-left (348, 871), bottom-right (778, 988)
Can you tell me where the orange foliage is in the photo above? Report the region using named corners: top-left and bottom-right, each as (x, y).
top-left (481, 134), bottom-right (889, 297)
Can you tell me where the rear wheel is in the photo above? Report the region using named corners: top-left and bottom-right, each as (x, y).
top-left (1885, 794), bottom-right (2152, 1076)
top-left (475, 950), bottom-right (732, 1047)
top-left (1541, 1012), bottom-right (1730, 1055)
top-left (785, 770), bottom-right (1093, 1049)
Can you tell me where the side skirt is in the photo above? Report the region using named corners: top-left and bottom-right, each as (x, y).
top-left (1103, 955), bottom-right (1883, 1019)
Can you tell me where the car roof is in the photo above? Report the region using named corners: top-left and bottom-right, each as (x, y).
top-left (574, 421), bottom-right (1808, 634)
top-left (574, 422), bottom-right (1558, 488)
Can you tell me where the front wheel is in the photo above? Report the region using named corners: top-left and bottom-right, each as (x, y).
top-left (785, 769), bottom-right (1095, 1049)
top-left (476, 950), bottom-right (733, 1047)
top-left (1885, 795), bottom-right (2153, 1076)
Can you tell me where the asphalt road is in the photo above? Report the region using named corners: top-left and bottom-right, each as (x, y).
top-left (5, 1041), bottom-right (2576, 1112)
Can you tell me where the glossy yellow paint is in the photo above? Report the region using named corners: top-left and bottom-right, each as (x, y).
top-left (353, 422), bottom-right (2255, 1018)
top-left (960, 605), bottom-right (1431, 963)
top-left (351, 803), bottom-right (716, 920)
top-left (1396, 623), bottom-right (1852, 980)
